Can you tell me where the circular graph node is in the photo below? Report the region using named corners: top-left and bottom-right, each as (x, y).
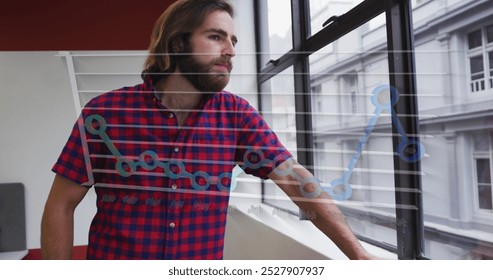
top-left (299, 177), bottom-right (323, 199)
top-left (217, 172), bottom-right (233, 191)
top-left (166, 161), bottom-right (186, 179)
top-left (85, 114), bottom-right (107, 135)
top-left (191, 171), bottom-right (211, 191)
top-left (116, 157), bottom-right (136, 177)
top-left (272, 156), bottom-right (294, 177)
top-left (325, 178), bottom-right (352, 201)
top-left (371, 85), bottom-right (400, 111)
top-left (139, 150), bottom-right (160, 171)
top-left (243, 149), bottom-right (266, 170)
top-left (397, 139), bottom-right (425, 163)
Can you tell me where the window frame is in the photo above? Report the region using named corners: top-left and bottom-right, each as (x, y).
top-left (473, 132), bottom-right (493, 213)
top-left (255, 0), bottom-right (425, 260)
top-left (342, 73), bottom-right (359, 114)
top-left (466, 23), bottom-right (493, 94)
top-left (474, 157), bottom-right (493, 211)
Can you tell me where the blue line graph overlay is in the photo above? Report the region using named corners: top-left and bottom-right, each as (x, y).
top-left (325, 85), bottom-right (425, 200)
top-left (84, 114), bottom-right (235, 192)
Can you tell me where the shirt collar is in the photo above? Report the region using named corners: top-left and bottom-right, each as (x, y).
top-left (144, 77), bottom-right (218, 109)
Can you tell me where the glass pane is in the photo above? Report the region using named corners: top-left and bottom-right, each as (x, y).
top-left (478, 183), bottom-right (493, 210)
top-left (489, 52), bottom-right (493, 72)
top-left (468, 29), bottom-right (483, 49)
top-left (487, 24), bottom-right (493, 43)
top-left (260, 67), bottom-right (299, 213)
top-left (477, 159), bottom-right (492, 184)
top-left (309, 18), bottom-right (397, 249)
top-left (474, 132), bottom-right (491, 152)
top-left (414, 0), bottom-right (493, 259)
top-left (258, 0), bottom-right (293, 67)
top-left (490, 52), bottom-right (493, 89)
top-left (470, 55), bottom-right (484, 80)
top-left (309, 0), bottom-right (365, 36)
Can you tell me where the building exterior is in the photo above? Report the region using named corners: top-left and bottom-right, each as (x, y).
top-left (306, 0), bottom-right (493, 259)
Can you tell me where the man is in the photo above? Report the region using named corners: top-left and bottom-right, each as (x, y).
top-left (41, 0), bottom-right (375, 260)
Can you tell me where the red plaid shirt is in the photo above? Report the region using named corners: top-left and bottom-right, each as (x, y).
top-left (52, 78), bottom-right (292, 259)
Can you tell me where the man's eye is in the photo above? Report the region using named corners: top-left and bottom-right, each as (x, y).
top-left (210, 35), bottom-right (222, 41)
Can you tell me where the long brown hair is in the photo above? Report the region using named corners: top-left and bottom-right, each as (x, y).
top-left (141, 0), bottom-right (234, 83)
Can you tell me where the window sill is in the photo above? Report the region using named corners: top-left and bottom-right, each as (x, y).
top-left (226, 195), bottom-right (397, 260)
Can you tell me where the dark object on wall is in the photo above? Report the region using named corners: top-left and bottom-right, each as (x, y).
top-left (0, 183), bottom-right (26, 252)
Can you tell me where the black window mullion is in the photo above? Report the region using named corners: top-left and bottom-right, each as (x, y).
top-left (304, 0), bottom-right (390, 53)
top-left (385, 0), bottom-right (424, 260)
top-left (253, 0), bottom-right (269, 77)
top-left (291, 0), bottom-right (313, 174)
top-left (259, 0), bottom-right (391, 84)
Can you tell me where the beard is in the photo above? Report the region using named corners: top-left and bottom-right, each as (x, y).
top-left (175, 52), bottom-right (232, 94)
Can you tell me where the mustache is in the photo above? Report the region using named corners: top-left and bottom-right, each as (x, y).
top-left (211, 56), bottom-right (233, 72)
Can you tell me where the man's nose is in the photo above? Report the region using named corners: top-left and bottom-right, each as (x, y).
top-left (223, 40), bottom-right (236, 57)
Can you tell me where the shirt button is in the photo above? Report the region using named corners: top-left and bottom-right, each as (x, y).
top-left (171, 184), bottom-right (178, 190)
top-left (169, 222), bottom-right (176, 228)
top-left (174, 147), bottom-right (179, 153)
top-left (168, 113), bottom-right (174, 119)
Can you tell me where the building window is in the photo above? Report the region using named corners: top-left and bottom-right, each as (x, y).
top-left (474, 132), bottom-right (493, 212)
top-left (312, 84), bottom-right (323, 113)
top-left (467, 24), bottom-right (493, 93)
top-left (477, 159), bottom-right (492, 210)
top-left (490, 52), bottom-right (493, 89)
top-left (470, 55), bottom-right (485, 92)
top-left (343, 74), bottom-right (359, 114)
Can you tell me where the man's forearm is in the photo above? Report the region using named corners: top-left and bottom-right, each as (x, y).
top-left (41, 207), bottom-right (74, 259)
top-left (269, 159), bottom-right (373, 259)
top-left (298, 193), bottom-right (371, 259)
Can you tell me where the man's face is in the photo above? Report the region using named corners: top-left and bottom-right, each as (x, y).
top-left (176, 10), bottom-right (237, 93)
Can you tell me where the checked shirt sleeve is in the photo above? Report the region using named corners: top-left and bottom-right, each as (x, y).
top-left (52, 105), bottom-right (103, 187)
top-left (234, 98), bottom-right (293, 179)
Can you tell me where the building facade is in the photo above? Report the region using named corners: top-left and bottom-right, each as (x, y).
top-left (307, 0), bottom-right (493, 259)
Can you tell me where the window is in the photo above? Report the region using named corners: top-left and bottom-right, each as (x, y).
top-left (488, 25), bottom-right (493, 43)
top-left (474, 132), bottom-right (493, 212)
top-left (412, 1), bottom-right (493, 259)
top-left (490, 52), bottom-right (493, 89)
top-left (312, 84), bottom-right (323, 113)
top-left (261, 67), bottom-right (300, 214)
top-left (256, 0), bottom-right (493, 259)
top-left (468, 30), bottom-right (483, 49)
top-left (467, 24), bottom-right (493, 93)
top-left (309, 0), bottom-right (364, 35)
top-left (477, 159), bottom-right (492, 210)
top-left (256, 0), bottom-right (415, 257)
top-left (343, 73), bottom-right (359, 114)
top-left (257, 0), bottom-right (293, 67)
top-left (309, 23), bottom-right (397, 247)
top-left (470, 55), bottom-right (485, 92)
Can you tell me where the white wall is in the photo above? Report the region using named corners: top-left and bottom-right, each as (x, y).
top-left (0, 0), bottom-right (260, 252)
top-left (0, 52), bottom-right (97, 248)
